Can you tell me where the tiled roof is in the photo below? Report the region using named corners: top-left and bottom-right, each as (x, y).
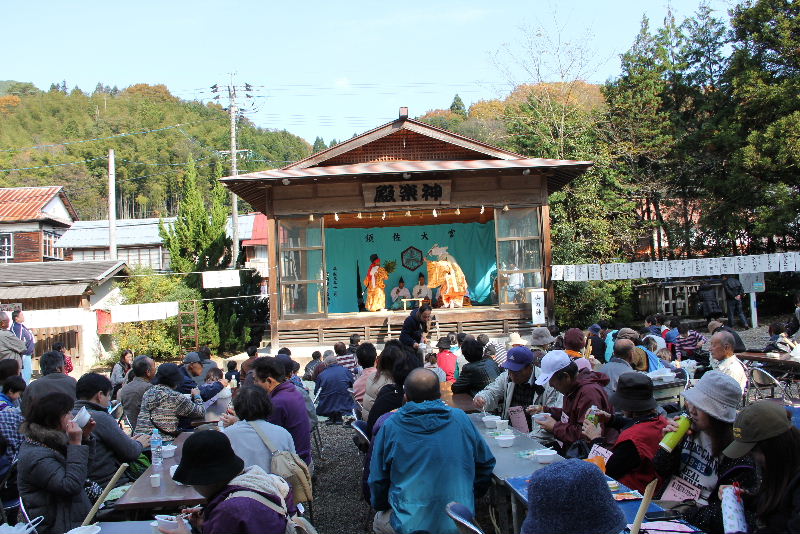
top-left (0, 186), bottom-right (77, 223)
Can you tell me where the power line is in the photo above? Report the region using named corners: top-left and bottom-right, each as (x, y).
top-left (0, 118), bottom-right (223, 153)
top-left (0, 157), bottom-right (107, 173)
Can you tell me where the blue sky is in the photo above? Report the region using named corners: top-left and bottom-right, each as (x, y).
top-left (3, 0), bottom-right (732, 145)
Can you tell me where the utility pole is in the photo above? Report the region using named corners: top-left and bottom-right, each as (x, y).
top-left (229, 78), bottom-right (239, 268)
top-left (108, 149), bottom-right (117, 260)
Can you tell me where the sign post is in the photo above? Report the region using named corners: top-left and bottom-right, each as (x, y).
top-left (739, 273), bottom-right (765, 329)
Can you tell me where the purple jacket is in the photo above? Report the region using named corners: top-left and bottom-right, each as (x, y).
top-left (202, 484), bottom-right (296, 534)
top-left (269, 381), bottom-right (312, 466)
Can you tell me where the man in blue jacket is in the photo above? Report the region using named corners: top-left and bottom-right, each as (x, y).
top-left (315, 353), bottom-right (354, 424)
top-left (369, 368), bottom-right (496, 534)
top-left (179, 352), bottom-right (223, 401)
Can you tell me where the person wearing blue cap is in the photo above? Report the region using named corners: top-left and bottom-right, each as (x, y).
top-left (473, 346), bottom-right (562, 436)
top-left (521, 459), bottom-right (625, 534)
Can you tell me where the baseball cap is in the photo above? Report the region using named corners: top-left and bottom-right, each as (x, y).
top-left (501, 346), bottom-right (535, 372)
top-left (535, 350), bottom-right (571, 386)
top-left (182, 352), bottom-right (201, 364)
top-left (723, 400), bottom-right (792, 458)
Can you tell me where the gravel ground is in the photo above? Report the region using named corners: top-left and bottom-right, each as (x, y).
top-left (310, 421), bottom-right (496, 534)
top-left (700, 324), bottom-right (770, 351)
top-left (311, 422), bottom-right (373, 534)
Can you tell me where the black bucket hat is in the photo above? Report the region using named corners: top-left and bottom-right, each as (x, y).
top-left (172, 430), bottom-right (245, 486)
top-left (610, 372), bottom-right (657, 412)
top-left (152, 362), bottom-right (183, 387)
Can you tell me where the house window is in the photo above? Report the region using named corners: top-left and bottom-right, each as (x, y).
top-left (43, 231), bottom-right (64, 260)
top-left (0, 233), bottom-right (12, 259)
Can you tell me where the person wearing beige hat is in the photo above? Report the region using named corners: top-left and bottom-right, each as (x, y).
top-left (653, 371), bottom-right (759, 533)
top-left (507, 332), bottom-right (529, 348)
top-left (722, 401), bottom-right (800, 533)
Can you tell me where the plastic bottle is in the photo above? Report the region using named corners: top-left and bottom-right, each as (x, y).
top-left (586, 405), bottom-right (599, 425)
top-left (659, 414), bottom-right (692, 452)
top-left (721, 485), bottom-right (748, 534)
top-left (151, 428), bottom-right (163, 467)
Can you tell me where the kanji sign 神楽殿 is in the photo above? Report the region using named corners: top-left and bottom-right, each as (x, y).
top-left (362, 181), bottom-right (451, 208)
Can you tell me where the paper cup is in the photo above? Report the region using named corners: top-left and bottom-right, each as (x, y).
top-left (150, 474), bottom-right (161, 488)
top-left (155, 515), bottom-right (177, 530)
top-left (72, 406), bottom-right (90, 428)
top-left (495, 420), bottom-right (509, 431)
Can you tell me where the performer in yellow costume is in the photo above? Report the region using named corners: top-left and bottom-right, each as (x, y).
top-left (426, 244), bottom-right (468, 308)
top-left (363, 254), bottom-right (389, 311)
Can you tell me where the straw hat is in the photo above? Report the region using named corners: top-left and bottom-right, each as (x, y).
top-left (507, 332), bottom-right (528, 347)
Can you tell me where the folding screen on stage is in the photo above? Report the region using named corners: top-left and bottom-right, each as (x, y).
top-left (324, 222), bottom-right (497, 313)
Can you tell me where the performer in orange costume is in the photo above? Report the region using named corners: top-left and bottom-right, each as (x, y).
top-left (363, 254), bottom-right (389, 311)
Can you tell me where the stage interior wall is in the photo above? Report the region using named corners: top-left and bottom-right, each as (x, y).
top-left (324, 221), bottom-right (497, 313)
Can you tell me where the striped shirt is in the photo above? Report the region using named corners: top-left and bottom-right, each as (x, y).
top-left (337, 352), bottom-right (358, 373)
top-left (673, 330), bottom-right (707, 360)
top-left (489, 342), bottom-right (508, 365)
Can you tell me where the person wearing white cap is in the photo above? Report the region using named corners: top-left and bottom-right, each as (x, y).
top-left (528, 350), bottom-right (615, 449)
top-left (652, 371), bottom-right (758, 534)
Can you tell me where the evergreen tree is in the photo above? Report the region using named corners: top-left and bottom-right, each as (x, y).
top-left (449, 94), bottom-right (467, 117)
top-left (159, 156), bottom-right (231, 274)
top-left (312, 136), bottom-right (327, 152)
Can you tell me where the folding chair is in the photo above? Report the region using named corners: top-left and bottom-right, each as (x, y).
top-left (310, 387), bottom-right (326, 460)
top-left (749, 367), bottom-right (784, 402)
top-left (18, 495), bottom-right (36, 533)
top-left (350, 419), bottom-right (370, 457)
top-left (446, 502), bottom-right (484, 534)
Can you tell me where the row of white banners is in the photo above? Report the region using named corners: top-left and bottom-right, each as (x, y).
top-left (552, 251), bottom-right (800, 281)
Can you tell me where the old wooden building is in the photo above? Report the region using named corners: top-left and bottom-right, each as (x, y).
top-left (222, 109), bottom-right (592, 345)
top-left (0, 186), bottom-right (77, 263)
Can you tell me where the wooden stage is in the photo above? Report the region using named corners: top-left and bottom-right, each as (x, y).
top-left (276, 305), bottom-right (532, 345)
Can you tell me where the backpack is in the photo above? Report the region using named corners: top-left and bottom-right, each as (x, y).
top-left (248, 421), bottom-right (314, 504)
top-left (225, 490), bottom-right (318, 534)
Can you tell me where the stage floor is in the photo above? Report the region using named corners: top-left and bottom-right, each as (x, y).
top-left (276, 305), bottom-right (533, 345)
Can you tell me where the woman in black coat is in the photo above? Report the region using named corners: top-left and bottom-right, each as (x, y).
top-left (697, 283), bottom-right (723, 321)
top-left (399, 305), bottom-right (432, 351)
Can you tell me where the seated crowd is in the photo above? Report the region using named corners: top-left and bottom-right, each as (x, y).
top-left (0, 312), bottom-right (798, 534)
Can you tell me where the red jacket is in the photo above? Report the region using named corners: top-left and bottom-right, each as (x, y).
top-left (547, 370), bottom-right (616, 447)
top-left (615, 416), bottom-right (669, 492)
top-left (437, 350), bottom-right (457, 383)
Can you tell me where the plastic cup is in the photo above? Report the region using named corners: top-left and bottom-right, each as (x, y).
top-left (150, 474), bottom-right (161, 488)
top-left (495, 420), bottom-right (509, 431)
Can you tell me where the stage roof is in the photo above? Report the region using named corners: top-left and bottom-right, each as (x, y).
top-left (223, 158), bottom-right (593, 210)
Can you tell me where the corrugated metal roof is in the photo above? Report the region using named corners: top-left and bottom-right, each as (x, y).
top-left (0, 283), bottom-right (88, 299)
top-left (56, 218), bottom-right (176, 248)
top-left (56, 215), bottom-right (255, 249)
top-left (227, 158), bottom-right (593, 181)
top-left (222, 158), bottom-right (593, 209)
top-left (0, 186), bottom-right (75, 223)
top-left (242, 213), bottom-right (268, 246)
top-left (0, 260), bottom-right (127, 286)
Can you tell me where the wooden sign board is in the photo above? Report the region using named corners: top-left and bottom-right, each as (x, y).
top-left (362, 180), bottom-right (451, 208)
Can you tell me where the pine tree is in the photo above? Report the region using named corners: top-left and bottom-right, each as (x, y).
top-left (449, 94), bottom-right (467, 117)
